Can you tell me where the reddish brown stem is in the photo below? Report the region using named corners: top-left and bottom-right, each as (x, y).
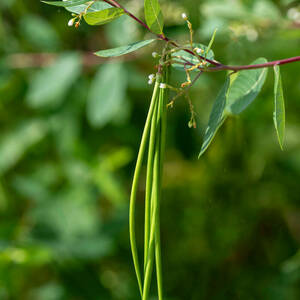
top-left (206, 56), bottom-right (300, 72)
top-left (102, 0), bottom-right (300, 72)
top-left (102, 0), bottom-right (152, 32)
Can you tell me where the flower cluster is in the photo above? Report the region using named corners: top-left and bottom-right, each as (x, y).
top-left (148, 74), bottom-right (155, 85)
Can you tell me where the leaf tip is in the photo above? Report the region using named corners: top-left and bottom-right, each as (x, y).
top-left (94, 51), bottom-right (102, 57)
top-left (198, 146), bottom-right (206, 159)
top-left (278, 138), bottom-right (285, 151)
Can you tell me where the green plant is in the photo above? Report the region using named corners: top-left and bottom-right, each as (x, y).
top-left (42, 0), bottom-right (300, 299)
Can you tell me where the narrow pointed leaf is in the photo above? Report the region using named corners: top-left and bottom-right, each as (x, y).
top-left (273, 65), bottom-right (285, 150)
top-left (226, 58), bottom-right (268, 115)
top-left (144, 0), bottom-right (164, 34)
top-left (199, 78), bottom-right (230, 158)
top-left (84, 8), bottom-right (125, 26)
top-left (42, 0), bottom-right (90, 7)
top-left (95, 39), bottom-right (156, 57)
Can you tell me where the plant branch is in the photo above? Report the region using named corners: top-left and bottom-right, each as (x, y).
top-left (167, 71), bottom-right (203, 108)
top-left (102, 0), bottom-right (222, 67)
top-left (206, 55), bottom-right (300, 72)
top-left (102, 0), bottom-right (152, 32)
top-left (102, 0), bottom-right (300, 73)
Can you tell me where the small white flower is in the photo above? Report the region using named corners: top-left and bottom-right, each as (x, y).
top-left (152, 52), bottom-right (158, 58)
top-left (148, 74), bottom-right (155, 85)
top-left (68, 18), bottom-right (75, 27)
top-left (159, 83), bottom-right (166, 89)
top-left (196, 48), bottom-right (204, 54)
top-left (181, 13), bottom-right (188, 20)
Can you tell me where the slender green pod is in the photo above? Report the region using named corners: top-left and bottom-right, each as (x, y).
top-left (143, 128), bottom-right (161, 300)
top-left (155, 66), bottom-right (169, 300)
top-left (143, 65), bottom-right (169, 300)
top-left (129, 79), bottom-right (161, 296)
top-left (144, 90), bottom-right (159, 272)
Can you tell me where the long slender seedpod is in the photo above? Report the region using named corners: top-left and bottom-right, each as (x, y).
top-left (129, 79), bottom-right (161, 296)
top-left (144, 88), bottom-right (160, 272)
top-left (155, 65), bottom-right (169, 300)
top-left (143, 63), bottom-right (169, 300)
top-left (154, 89), bottom-right (165, 300)
top-left (143, 121), bottom-right (161, 300)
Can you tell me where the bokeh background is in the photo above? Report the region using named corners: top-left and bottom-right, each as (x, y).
top-left (1, 0), bottom-right (300, 299)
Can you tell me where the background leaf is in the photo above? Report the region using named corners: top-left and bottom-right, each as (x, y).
top-left (106, 15), bottom-right (139, 47)
top-left (226, 58), bottom-right (268, 115)
top-left (273, 65), bottom-right (285, 150)
top-left (19, 14), bottom-right (60, 51)
top-left (199, 78), bottom-right (230, 157)
top-left (0, 119), bottom-right (48, 174)
top-left (87, 62), bottom-right (127, 128)
top-left (95, 39), bottom-right (156, 57)
top-left (84, 8), bottom-right (125, 26)
top-left (26, 53), bottom-right (81, 108)
top-left (144, 0), bottom-right (164, 34)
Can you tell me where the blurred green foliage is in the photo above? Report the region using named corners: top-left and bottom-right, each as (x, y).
top-left (1, 0), bottom-right (300, 299)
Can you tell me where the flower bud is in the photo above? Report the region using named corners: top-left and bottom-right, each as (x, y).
top-left (196, 48), bottom-right (204, 54)
top-left (152, 52), bottom-right (158, 58)
top-left (181, 13), bottom-right (188, 20)
top-left (68, 18), bottom-right (75, 27)
top-left (159, 83), bottom-right (166, 89)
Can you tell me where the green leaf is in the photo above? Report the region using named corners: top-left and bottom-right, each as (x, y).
top-left (226, 58), bottom-right (268, 115)
top-left (95, 39), bottom-right (156, 57)
top-left (273, 65), bottom-right (285, 150)
top-left (144, 0), bottom-right (164, 34)
top-left (171, 43), bottom-right (214, 72)
top-left (43, 0), bottom-right (112, 15)
top-left (87, 62), bottom-right (127, 128)
top-left (199, 78), bottom-right (230, 158)
top-left (65, 1), bottom-right (112, 14)
top-left (84, 8), bottom-right (125, 26)
top-left (107, 16), bottom-right (138, 47)
top-left (42, 0), bottom-right (90, 7)
top-left (92, 149), bottom-right (132, 206)
top-left (26, 53), bottom-right (81, 108)
top-left (0, 119), bottom-right (48, 174)
top-left (19, 14), bottom-right (60, 51)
